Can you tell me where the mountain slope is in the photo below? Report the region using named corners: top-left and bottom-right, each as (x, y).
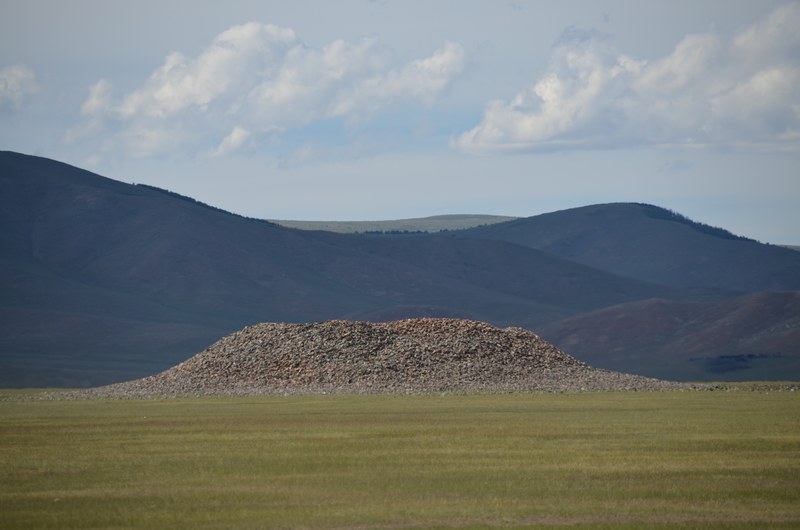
top-left (321, 231), bottom-right (678, 323)
top-left (463, 203), bottom-right (800, 293)
top-left (538, 291), bottom-right (800, 381)
top-left (2, 151), bottom-right (677, 386)
top-left (3, 151), bottom-right (798, 386)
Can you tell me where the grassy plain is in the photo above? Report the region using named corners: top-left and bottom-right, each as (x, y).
top-left (1, 390), bottom-right (799, 529)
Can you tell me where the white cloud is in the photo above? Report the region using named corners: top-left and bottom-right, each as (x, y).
top-left (456, 3), bottom-right (800, 154)
top-left (330, 41), bottom-right (465, 119)
top-left (64, 79), bottom-right (113, 144)
top-left (69, 22), bottom-right (464, 159)
top-left (212, 126), bottom-right (250, 157)
top-left (81, 79), bottom-right (113, 115)
top-left (245, 37), bottom-right (383, 128)
top-left (634, 33), bottom-right (719, 94)
top-left (734, 2), bottom-right (800, 62)
top-left (0, 64), bottom-right (37, 109)
top-left (118, 23), bottom-right (296, 120)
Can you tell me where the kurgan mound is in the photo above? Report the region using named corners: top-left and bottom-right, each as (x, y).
top-left (90, 318), bottom-right (687, 396)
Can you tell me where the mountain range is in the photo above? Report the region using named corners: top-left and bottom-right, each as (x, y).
top-left (1, 150), bottom-right (798, 387)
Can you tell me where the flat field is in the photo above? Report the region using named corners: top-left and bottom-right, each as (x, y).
top-left (1, 390), bottom-right (799, 529)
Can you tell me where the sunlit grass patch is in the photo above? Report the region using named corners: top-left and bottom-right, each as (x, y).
top-left (1, 391), bottom-right (799, 528)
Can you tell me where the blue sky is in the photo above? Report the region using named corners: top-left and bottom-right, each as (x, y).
top-left (2, 0), bottom-right (799, 243)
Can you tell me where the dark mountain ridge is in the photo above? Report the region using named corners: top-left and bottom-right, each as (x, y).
top-left (462, 202), bottom-right (800, 293)
top-left (1, 151), bottom-right (798, 386)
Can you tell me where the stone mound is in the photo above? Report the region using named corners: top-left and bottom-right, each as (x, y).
top-left (90, 318), bottom-right (688, 396)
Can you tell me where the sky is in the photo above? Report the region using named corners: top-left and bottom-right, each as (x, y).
top-left (1, 1), bottom-right (799, 244)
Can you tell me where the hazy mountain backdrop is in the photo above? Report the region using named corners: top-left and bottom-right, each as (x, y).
top-left (2, 151), bottom-right (798, 387)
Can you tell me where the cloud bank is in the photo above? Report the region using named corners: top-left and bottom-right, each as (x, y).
top-left (455, 3), bottom-right (800, 154)
top-left (69, 22), bottom-right (464, 158)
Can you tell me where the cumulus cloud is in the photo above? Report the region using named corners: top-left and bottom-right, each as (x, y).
top-left (0, 64), bottom-right (37, 109)
top-left (118, 23), bottom-right (296, 121)
top-left (455, 3), bottom-right (800, 153)
top-left (69, 22), bottom-right (464, 158)
top-left (330, 41), bottom-right (465, 119)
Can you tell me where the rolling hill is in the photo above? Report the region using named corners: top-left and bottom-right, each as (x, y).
top-left (538, 291), bottom-right (800, 381)
top-left (1, 150), bottom-right (798, 386)
top-left (462, 203), bottom-right (800, 293)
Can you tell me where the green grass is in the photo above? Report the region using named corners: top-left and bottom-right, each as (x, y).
top-left (2, 391), bottom-right (799, 528)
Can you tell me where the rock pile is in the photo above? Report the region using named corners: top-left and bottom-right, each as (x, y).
top-left (87, 318), bottom-right (690, 397)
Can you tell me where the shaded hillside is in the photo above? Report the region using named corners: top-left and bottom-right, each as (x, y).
top-left (538, 291), bottom-right (800, 381)
top-left (3, 151), bottom-right (798, 386)
top-left (463, 203), bottom-right (800, 293)
top-left (323, 232), bottom-right (678, 323)
top-left (1, 151), bottom-right (672, 387)
top-left (87, 318), bottom-right (689, 397)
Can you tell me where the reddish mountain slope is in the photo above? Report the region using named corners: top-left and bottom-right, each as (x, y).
top-left (539, 291), bottom-right (800, 381)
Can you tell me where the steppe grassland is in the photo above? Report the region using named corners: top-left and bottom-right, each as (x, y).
top-left (1, 390), bottom-right (799, 529)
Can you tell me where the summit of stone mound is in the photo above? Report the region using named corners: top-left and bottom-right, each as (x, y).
top-left (88, 318), bottom-right (689, 396)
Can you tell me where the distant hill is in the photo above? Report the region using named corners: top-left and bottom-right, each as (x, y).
top-left (1, 151), bottom-right (798, 386)
top-left (270, 214), bottom-right (518, 233)
top-left (0, 151), bottom-right (669, 386)
top-left (462, 203), bottom-right (800, 293)
top-left (538, 291), bottom-right (800, 381)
